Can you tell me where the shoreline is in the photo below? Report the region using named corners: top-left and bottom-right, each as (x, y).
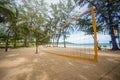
top-left (43, 44), bottom-right (112, 50)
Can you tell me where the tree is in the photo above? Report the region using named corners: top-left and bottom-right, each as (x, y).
top-left (77, 18), bottom-right (103, 50)
top-left (50, 0), bottom-right (75, 47)
top-left (0, 24), bottom-right (8, 48)
top-left (0, 0), bottom-right (18, 51)
top-left (74, 0), bottom-right (120, 50)
top-left (61, 28), bottom-right (70, 48)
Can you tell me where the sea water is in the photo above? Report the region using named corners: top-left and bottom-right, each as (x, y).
top-left (58, 43), bottom-right (112, 48)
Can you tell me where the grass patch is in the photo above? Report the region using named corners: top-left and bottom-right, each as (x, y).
top-left (0, 42), bottom-right (36, 49)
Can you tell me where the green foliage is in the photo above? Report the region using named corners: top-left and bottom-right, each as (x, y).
top-left (77, 18), bottom-right (103, 35)
top-left (74, 0), bottom-right (120, 50)
top-left (50, 0), bottom-right (75, 47)
top-left (0, 0), bottom-right (17, 23)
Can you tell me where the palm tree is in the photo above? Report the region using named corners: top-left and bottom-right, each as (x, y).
top-left (0, 0), bottom-right (18, 51)
top-left (74, 0), bottom-right (120, 50)
top-left (50, 0), bottom-right (75, 47)
top-left (77, 18), bottom-right (103, 50)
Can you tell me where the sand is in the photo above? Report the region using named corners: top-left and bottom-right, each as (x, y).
top-left (0, 47), bottom-right (120, 80)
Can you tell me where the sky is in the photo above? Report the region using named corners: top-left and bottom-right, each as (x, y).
top-left (44, 0), bottom-right (111, 44)
top-left (65, 32), bottom-right (111, 44)
top-left (45, 0), bottom-right (59, 4)
top-left (16, 0), bottom-right (111, 44)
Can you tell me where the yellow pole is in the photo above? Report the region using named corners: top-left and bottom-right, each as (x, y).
top-left (91, 7), bottom-right (98, 62)
top-left (40, 7), bottom-right (98, 62)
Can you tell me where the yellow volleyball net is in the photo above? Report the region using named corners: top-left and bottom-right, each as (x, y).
top-left (41, 7), bottom-right (98, 62)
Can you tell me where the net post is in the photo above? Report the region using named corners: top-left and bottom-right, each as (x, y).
top-left (41, 7), bottom-right (98, 62)
top-left (91, 6), bottom-right (98, 62)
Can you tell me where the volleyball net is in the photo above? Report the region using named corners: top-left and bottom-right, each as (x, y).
top-left (41, 7), bottom-right (98, 62)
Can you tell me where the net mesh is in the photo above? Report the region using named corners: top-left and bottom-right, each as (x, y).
top-left (40, 7), bottom-right (98, 62)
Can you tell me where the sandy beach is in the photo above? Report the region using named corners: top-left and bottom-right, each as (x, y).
top-left (0, 47), bottom-right (120, 80)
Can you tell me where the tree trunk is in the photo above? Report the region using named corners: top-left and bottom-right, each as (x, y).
top-left (5, 39), bottom-right (9, 52)
top-left (5, 33), bottom-right (9, 52)
top-left (56, 29), bottom-right (61, 47)
top-left (24, 37), bottom-right (27, 47)
top-left (107, 0), bottom-right (119, 50)
top-left (35, 38), bottom-right (38, 54)
top-left (115, 25), bottom-right (120, 48)
top-left (56, 33), bottom-right (61, 47)
top-left (24, 36), bottom-right (29, 47)
top-left (91, 35), bottom-right (101, 50)
top-left (14, 34), bottom-right (17, 48)
top-left (63, 35), bottom-right (66, 48)
top-left (118, 27), bottom-right (120, 47)
top-left (110, 27), bottom-right (119, 50)
top-left (52, 37), bottom-right (55, 47)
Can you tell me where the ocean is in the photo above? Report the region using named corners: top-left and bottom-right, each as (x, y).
top-left (58, 43), bottom-right (112, 48)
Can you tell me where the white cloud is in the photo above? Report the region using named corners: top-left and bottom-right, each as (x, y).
top-left (65, 32), bottom-right (111, 44)
top-left (45, 0), bottom-right (59, 4)
top-left (97, 34), bottom-right (111, 43)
